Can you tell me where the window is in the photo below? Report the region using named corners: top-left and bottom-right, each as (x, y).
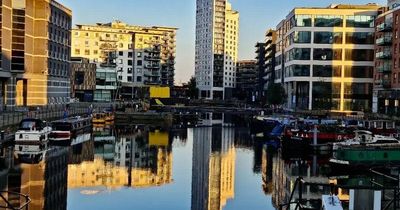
top-left (345, 49), bottom-right (374, 61)
top-left (314, 32), bottom-right (342, 44)
top-left (137, 76), bottom-right (142, 82)
top-left (128, 60), bottom-right (133, 66)
top-left (128, 52), bottom-right (133, 58)
top-left (128, 68), bottom-right (133, 73)
top-left (119, 43), bottom-right (124, 48)
top-left (286, 48), bottom-right (311, 61)
top-left (313, 65), bottom-right (342, 77)
top-left (94, 50), bottom-right (98, 55)
top-left (346, 32), bottom-right (374, 44)
top-left (137, 52), bottom-right (142, 57)
top-left (119, 51), bottom-right (123, 56)
top-left (137, 60), bottom-right (142, 66)
top-left (75, 49), bottom-right (80, 55)
top-left (127, 76), bottom-right (132, 82)
top-left (119, 59), bottom-right (123, 64)
top-left (284, 65), bottom-right (310, 77)
top-left (85, 49), bottom-right (90, 55)
top-left (290, 31), bottom-right (311, 44)
top-left (137, 68), bottom-right (142, 73)
top-left (315, 15), bottom-right (343, 27)
top-left (290, 15), bottom-right (312, 27)
top-left (344, 66), bottom-right (373, 78)
top-left (313, 49), bottom-right (342, 60)
top-left (346, 15), bottom-right (375, 28)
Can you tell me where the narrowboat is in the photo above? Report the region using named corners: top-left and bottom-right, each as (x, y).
top-left (49, 116), bottom-right (92, 141)
top-left (330, 130), bottom-right (400, 166)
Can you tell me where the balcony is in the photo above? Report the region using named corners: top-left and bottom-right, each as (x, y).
top-left (376, 51), bottom-right (392, 60)
top-left (375, 79), bottom-right (391, 88)
top-left (376, 36), bottom-right (392, 46)
top-left (377, 64), bottom-right (392, 73)
top-left (145, 64), bottom-right (160, 69)
top-left (144, 55), bottom-right (161, 61)
top-left (377, 22), bottom-right (393, 32)
top-left (100, 36), bottom-right (118, 42)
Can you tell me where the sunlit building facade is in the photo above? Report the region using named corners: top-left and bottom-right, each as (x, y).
top-left (71, 21), bottom-right (177, 99)
top-left (191, 127), bottom-right (235, 210)
top-left (0, 0), bottom-right (71, 107)
top-left (195, 0), bottom-right (239, 100)
top-left (275, 4), bottom-right (380, 112)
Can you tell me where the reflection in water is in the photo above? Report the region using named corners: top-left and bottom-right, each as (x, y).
top-left (68, 127), bottom-right (172, 190)
top-left (191, 127), bottom-right (236, 210)
top-left (4, 147), bottom-right (68, 210)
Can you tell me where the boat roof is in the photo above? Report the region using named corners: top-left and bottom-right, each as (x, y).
top-left (354, 130), bottom-right (373, 135)
top-left (52, 116), bottom-right (89, 123)
top-left (321, 195), bottom-right (343, 210)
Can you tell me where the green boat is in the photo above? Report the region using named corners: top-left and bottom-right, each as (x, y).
top-left (331, 130), bottom-right (400, 166)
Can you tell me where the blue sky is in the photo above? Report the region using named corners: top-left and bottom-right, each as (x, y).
top-left (60, 0), bottom-right (386, 84)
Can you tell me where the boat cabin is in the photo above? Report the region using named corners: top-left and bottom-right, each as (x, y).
top-left (18, 119), bottom-right (47, 131)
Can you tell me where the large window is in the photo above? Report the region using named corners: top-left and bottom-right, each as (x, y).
top-left (287, 48), bottom-right (311, 61)
top-left (346, 32), bottom-right (374, 44)
top-left (290, 31), bottom-right (311, 44)
top-left (314, 32), bottom-right (343, 44)
top-left (344, 66), bottom-right (373, 78)
top-left (313, 49), bottom-right (342, 60)
top-left (343, 83), bottom-right (372, 111)
top-left (346, 15), bottom-right (375, 28)
top-left (313, 65), bottom-right (341, 77)
top-left (315, 15), bottom-right (343, 27)
top-left (345, 49), bottom-right (374, 61)
top-left (312, 82), bottom-right (341, 110)
top-left (291, 15), bottom-right (312, 27)
top-left (285, 65), bottom-right (310, 77)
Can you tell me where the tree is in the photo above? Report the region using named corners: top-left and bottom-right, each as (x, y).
top-left (187, 76), bottom-right (198, 99)
top-left (266, 83), bottom-right (286, 105)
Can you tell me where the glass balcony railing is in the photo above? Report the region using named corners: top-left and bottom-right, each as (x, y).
top-left (377, 64), bottom-right (392, 73)
top-left (377, 22), bottom-right (393, 32)
top-left (376, 36), bottom-right (393, 46)
top-left (376, 51), bottom-right (392, 59)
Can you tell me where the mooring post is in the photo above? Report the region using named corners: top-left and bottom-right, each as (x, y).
top-left (313, 125), bottom-right (318, 146)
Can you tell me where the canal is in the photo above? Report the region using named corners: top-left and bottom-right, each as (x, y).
top-left (0, 124), bottom-right (399, 210)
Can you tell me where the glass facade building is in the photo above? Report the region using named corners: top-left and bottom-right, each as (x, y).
top-left (274, 4), bottom-right (380, 112)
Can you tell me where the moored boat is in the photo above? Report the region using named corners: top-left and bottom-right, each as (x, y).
top-left (15, 118), bottom-right (52, 144)
top-left (49, 116), bottom-right (92, 142)
top-left (330, 130), bottom-right (400, 166)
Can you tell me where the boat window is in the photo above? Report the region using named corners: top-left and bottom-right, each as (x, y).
top-left (376, 121), bottom-right (383, 129)
top-left (53, 123), bottom-right (71, 131)
top-left (386, 122), bottom-right (395, 129)
top-left (19, 120), bottom-right (44, 130)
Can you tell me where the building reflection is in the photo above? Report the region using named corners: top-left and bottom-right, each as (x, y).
top-left (191, 127), bottom-right (236, 210)
top-left (263, 148), bottom-right (349, 209)
top-left (3, 147), bottom-right (69, 210)
top-left (68, 127), bottom-right (173, 190)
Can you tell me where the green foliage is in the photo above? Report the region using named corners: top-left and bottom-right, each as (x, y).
top-left (187, 76), bottom-right (198, 99)
top-left (266, 83), bottom-right (286, 105)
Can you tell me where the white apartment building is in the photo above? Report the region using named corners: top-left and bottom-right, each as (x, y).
top-left (195, 0), bottom-right (239, 100)
top-left (275, 4), bottom-right (380, 112)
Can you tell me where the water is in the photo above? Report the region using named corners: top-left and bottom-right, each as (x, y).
top-left (1, 124), bottom-right (399, 210)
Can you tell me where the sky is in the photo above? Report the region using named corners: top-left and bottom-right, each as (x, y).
top-left (60, 0), bottom-right (387, 84)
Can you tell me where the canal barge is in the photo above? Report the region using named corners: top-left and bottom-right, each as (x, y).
top-left (49, 116), bottom-right (92, 141)
top-left (330, 130), bottom-right (400, 166)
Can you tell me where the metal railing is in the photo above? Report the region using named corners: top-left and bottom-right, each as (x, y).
top-left (0, 191), bottom-right (31, 210)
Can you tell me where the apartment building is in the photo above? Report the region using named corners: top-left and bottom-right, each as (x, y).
top-left (274, 4), bottom-right (380, 112)
top-left (236, 60), bottom-right (257, 102)
top-left (264, 30), bottom-right (277, 89)
top-left (71, 21), bottom-right (177, 99)
top-left (0, 0), bottom-right (71, 107)
top-left (255, 42), bottom-right (266, 97)
top-left (70, 57), bottom-right (96, 102)
top-left (195, 0), bottom-right (239, 100)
